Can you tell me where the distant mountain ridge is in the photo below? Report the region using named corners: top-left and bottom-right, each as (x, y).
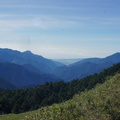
top-left (0, 48), bottom-right (64, 89)
top-left (70, 52), bottom-right (120, 66)
top-left (0, 77), bottom-right (16, 89)
top-left (52, 52), bottom-right (120, 81)
top-left (0, 61), bottom-right (61, 89)
top-left (0, 48), bottom-right (120, 87)
top-left (0, 48), bottom-right (63, 74)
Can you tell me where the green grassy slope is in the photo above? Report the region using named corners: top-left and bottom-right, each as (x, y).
top-left (1, 74), bottom-right (120, 120)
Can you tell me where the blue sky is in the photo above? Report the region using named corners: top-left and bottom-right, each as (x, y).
top-left (0, 0), bottom-right (120, 59)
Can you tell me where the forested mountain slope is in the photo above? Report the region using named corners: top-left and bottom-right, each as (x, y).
top-left (29, 74), bottom-right (120, 120)
top-left (0, 63), bottom-right (120, 114)
top-left (1, 71), bottom-right (120, 120)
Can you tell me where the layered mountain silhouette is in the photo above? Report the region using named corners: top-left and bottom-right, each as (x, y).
top-left (0, 48), bottom-right (63, 74)
top-left (52, 52), bottom-right (120, 81)
top-left (0, 61), bottom-right (61, 89)
top-left (0, 48), bottom-right (64, 89)
top-left (0, 48), bottom-right (120, 89)
top-left (0, 77), bottom-right (16, 89)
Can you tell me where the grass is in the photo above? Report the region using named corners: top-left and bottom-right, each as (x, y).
top-left (0, 110), bottom-right (38, 120)
top-left (0, 74), bottom-right (120, 120)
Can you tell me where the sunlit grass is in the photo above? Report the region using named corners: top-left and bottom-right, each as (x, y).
top-left (0, 110), bottom-right (38, 120)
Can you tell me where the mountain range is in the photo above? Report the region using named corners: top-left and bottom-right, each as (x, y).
top-left (52, 52), bottom-right (120, 81)
top-left (0, 48), bottom-right (63, 74)
top-left (0, 48), bottom-right (120, 89)
top-left (0, 48), bottom-right (63, 89)
top-left (0, 61), bottom-right (61, 89)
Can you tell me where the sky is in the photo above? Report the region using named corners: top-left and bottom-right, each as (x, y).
top-left (0, 0), bottom-right (120, 59)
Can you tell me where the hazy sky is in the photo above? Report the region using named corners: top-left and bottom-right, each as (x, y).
top-left (0, 0), bottom-right (120, 59)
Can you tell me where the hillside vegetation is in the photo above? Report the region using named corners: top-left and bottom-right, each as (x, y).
top-left (0, 73), bottom-right (120, 120)
top-left (0, 63), bottom-right (120, 114)
top-left (37, 74), bottom-right (120, 120)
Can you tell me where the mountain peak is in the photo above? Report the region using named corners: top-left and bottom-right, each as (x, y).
top-left (113, 52), bottom-right (120, 56)
top-left (23, 50), bottom-right (33, 54)
top-left (106, 52), bottom-right (120, 59)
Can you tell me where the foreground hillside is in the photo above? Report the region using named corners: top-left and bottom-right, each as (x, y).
top-left (1, 73), bottom-right (120, 120)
